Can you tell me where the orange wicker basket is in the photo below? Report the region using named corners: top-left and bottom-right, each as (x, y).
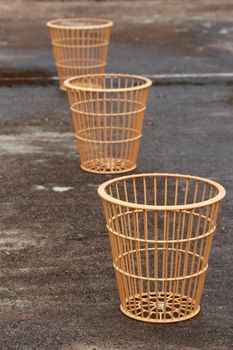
top-left (98, 173), bottom-right (226, 323)
top-left (47, 18), bottom-right (113, 91)
top-left (65, 74), bottom-right (152, 174)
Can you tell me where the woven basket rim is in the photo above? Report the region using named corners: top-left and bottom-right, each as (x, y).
top-left (46, 17), bottom-right (113, 30)
top-left (64, 73), bottom-right (152, 92)
top-left (98, 173), bottom-right (226, 211)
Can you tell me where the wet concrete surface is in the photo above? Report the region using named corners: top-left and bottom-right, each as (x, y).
top-left (0, 83), bottom-right (232, 350)
top-left (1, 1), bottom-right (233, 77)
top-left (0, 1), bottom-right (233, 349)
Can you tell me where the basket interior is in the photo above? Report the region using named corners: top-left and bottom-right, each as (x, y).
top-left (106, 174), bottom-right (219, 207)
top-left (67, 74), bottom-right (150, 91)
top-left (49, 18), bottom-right (112, 28)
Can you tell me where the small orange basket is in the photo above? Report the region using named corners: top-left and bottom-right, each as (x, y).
top-left (98, 173), bottom-right (226, 323)
top-left (65, 74), bottom-right (152, 174)
top-left (47, 18), bottom-right (113, 91)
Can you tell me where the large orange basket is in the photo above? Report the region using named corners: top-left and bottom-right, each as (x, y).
top-left (98, 173), bottom-right (226, 323)
top-left (65, 74), bottom-right (152, 174)
top-left (47, 18), bottom-right (113, 91)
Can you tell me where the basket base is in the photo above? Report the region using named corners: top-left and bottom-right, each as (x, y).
top-left (120, 291), bottom-right (200, 323)
top-left (80, 158), bottom-right (136, 174)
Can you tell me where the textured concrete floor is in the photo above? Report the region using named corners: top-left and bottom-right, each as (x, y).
top-left (0, 1), bottom-right (232, 349)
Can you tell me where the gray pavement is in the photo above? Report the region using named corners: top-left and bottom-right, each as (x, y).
top-left (0, 1), bottom-right (232, 349)
top-left (1, 1), bottom-right (233, 77)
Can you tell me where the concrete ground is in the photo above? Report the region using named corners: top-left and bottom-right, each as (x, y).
top-left (0, 1), bottom-right (232, 349)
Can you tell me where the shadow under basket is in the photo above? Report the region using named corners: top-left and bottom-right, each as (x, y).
top-left (65, 74), bottom-right (152, 174)
top-left (98, 173), bottom-right (226, 323)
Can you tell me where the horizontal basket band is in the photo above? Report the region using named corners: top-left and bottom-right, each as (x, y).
top-left (56, 61), bottom-right (106, 69)
top-left (107, 223), bottom-right (215, 244)
top-left (114, 254), bottom-right (208, 282)
top-left (52, 40), bottom-right (109, 49)
top-left (71, 105), bottom-right (146, 117)
top-left (76, 132), bottom-right (141, 144)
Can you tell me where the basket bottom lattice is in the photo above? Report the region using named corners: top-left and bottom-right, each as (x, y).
top-left (80, 157), bottom-right (136, 174)
top-left (120, 291), bottom-right (200, 323)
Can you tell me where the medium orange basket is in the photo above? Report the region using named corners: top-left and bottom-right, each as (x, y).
top-left (65, 74), bottom-right (152, 174)
top-left (98, 173), bottom-right (226, 323)
top-left (47, 18), bottom-right (113, 91)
